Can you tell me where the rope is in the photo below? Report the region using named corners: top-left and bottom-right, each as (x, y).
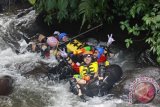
top-left (59, 23), bottom-right (103, 46)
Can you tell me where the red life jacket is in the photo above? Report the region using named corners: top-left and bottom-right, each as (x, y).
top-left (97, 54), bottom-right (107, 63)
top-left (71, 62), bottom-right (80, 73)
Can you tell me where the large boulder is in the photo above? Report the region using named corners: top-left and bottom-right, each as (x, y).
top-left (136, 49), bottom-right (159, 67)
top-left (0, 75), bottom-right (14, 96)
top-left (15, 61), bottom-right (49, 79)
top-left (0, 7), bottom-right (43, 53)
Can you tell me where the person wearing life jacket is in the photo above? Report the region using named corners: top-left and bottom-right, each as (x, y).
top-left (58, 32), bottom-right (85, 54)
top-left (37, 34), bottom-right (47, 43)
top-left (68, 51), bottom-right (97, 101)
top-left (58, 32), bottom-right (87, 64)
top-left (96, 34), bottom-right (115, 59)
top-left (59, 48), bottom-right (80, 73)
top-left (58, 32), bottom-right (69, 43)
top-left (29, 33), bottom-right (47, 43)
top-left (57, 32), bottom-right (68, 51)
top-left (67, 51), bottom-right (110, 101)
top-left (27, 42), bottom-right (41, 53)
top-left (70, 45), bottom-right (93, 64)
top-left (60, 45), bottom-right (93, 73)
top-left (93, 47), bottom-right (107, 64)
top-left (45, 36), bottom-right (59, 59)
top-left (33, 35), bottom-right (59, 59)
top-left (26, 33), bottom-right (46, 53)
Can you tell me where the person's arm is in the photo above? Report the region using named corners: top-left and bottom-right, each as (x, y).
top-left (76, 78), bottom-right (87, 85)
top-left (66, 56), bottom-right (72, 64)
top-left (94, 72), bottom-right (98, 78)
top-left (65, 56), bottom-right (80, 73)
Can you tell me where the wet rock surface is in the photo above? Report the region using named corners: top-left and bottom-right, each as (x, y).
top-left (0, 75), bottom-right (14, 96)
top-left (136, 49), bottom-right (159, 67)
top-left (0, 8), bottom-right (46, 53)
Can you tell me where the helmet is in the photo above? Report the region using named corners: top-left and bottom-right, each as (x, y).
top-left (83, 51), bottom-right (93, 55)
top-left (95, 47), bottom-right (104, 59)
top-left (58, 33), bottom-right (67, 40)
top-left (47, 36), bottom-right (59, 47)
top-left (53, 31), bottom-right (60, 36)
top-left (84, 46), bottom-right (91, 51)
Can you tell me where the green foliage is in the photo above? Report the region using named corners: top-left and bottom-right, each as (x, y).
top-left (78, 0), bottom-right (109, 29)
top-left (111, 0), bottom-right (134, 17)
top-left (119, 0), bottom-right (160, 63)
top-left (79, 0), bottom-right (93, 28)
top-left (57, 0), bottom-right (69, 21)
top-left (31, 0), bottom-right (110, 28)
top-left (33, 0), bottom-right (80, 24)
top-left (120, 21), bottom-right (140, 36)
top-left (45, 0), bottom-right (56, 12)
top-left (44, 14), bottom-right (52, 25)
top-left (125, 38), bottom-right (133, 48)
top-left (129, 0), bottom-right (150, 18)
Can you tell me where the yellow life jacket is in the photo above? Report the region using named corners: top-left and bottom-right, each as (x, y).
top-left (73, 46), bottom-right (92, 55)
top-left (79, 62), bottom-right (98, 78)
top-left (66, 39), bottom-right (84, 53)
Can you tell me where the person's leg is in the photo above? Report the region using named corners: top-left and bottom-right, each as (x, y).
top-left (69, 78), bottom-right (87, 102)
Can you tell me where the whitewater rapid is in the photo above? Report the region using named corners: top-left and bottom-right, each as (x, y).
top-left (0, 47), bottom-right (126, 107)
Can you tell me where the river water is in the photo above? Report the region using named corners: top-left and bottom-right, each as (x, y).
top-left (0, 11), bottom-right (158, 107)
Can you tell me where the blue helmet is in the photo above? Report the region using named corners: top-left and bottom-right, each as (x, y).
top-left (58, 33), bottom-right (67, 41)
top-left (95, 47), bottom-right (104, 59)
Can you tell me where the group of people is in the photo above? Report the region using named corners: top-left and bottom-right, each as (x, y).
top-left (26, 31), bottom-right (118, 101)
top-left (26, 31), bottom-right (114, 60)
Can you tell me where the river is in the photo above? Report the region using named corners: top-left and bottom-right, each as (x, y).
top-left (0, 10), bottom-right (158, 107)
